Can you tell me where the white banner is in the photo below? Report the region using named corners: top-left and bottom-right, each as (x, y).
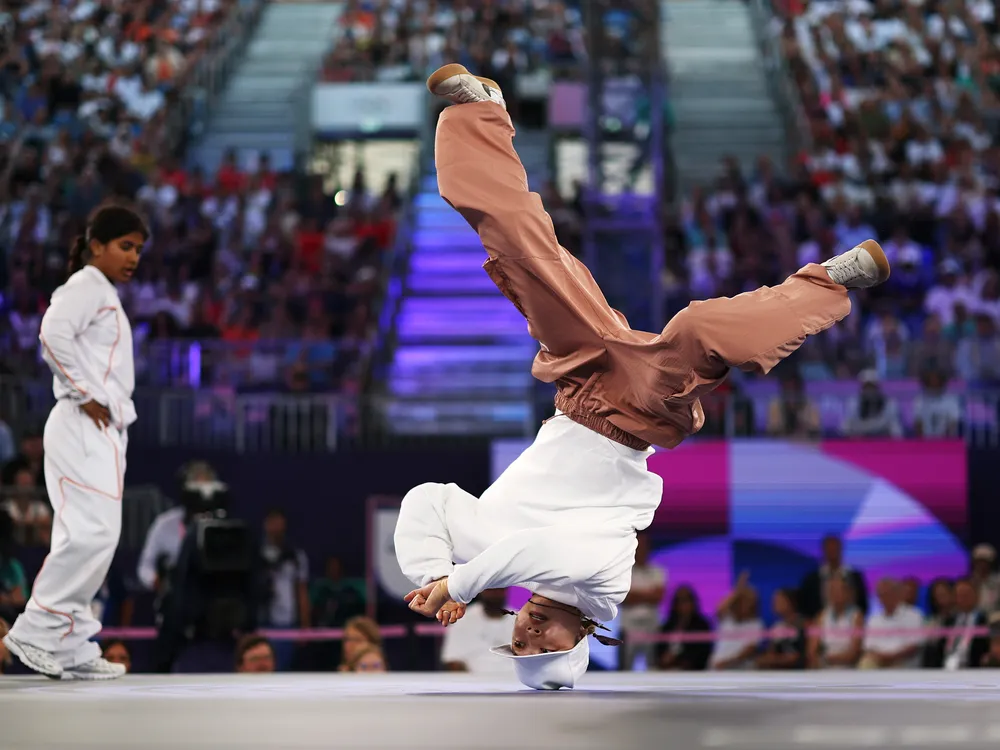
top-left (312, 83), bottom-right (425, 134)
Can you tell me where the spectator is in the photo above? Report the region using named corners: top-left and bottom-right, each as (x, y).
top-left (137, 462), bottom-right (219, 595)
top-left (808, 577), bottom-right (863, 670)
top-left (859, 579), bottom-right (924, 670)
top-left (343, 645), bottom-right (387, 673)
top-left (842, 370), bottom-right (903, 438)
top-left (757, 589), bottom-right (806, 671)
top-left (0, 510), bottom-right (27, 624)
top-left (901, 577), bottom-right (922, 610)
top-left (656, 585), bottom-right (713, 672)
top-left (865, 308), bottom-right (911, 380)
top-left (939, 579), bottom-right (990, 670)
top-left (440, 588), bottom-right (512, 674)
top-left (982, 616), bottom-right (1000, 668)
top-left (908, 315), bottom-right (954, 378)
top-left (310, 556), bottom-right (366, 628)
top-left (710, 572), bottom-right (763, 671)
top-left (259, 509), bottom-right (311, 669)
top-left (1, 465), bottom-right (51, 547)
top-left (766, 372), bottom-right (821, 438)
top-left (799, 534), bottom-right (869, 620)
top-left (620, 533), bottom-right (666, 671)
top-left (923, 577), bottom-right (957, 668)
top-left (101, 639), bottom-right (132, 673)
top-left (970, 544), bottom-right (1000, 615)
top-left (955, 312), bottom-right (1000, 383)
top-left (913, 370), bottom-right (962, 438)
top-left (1, 426), bottom-right (44, 487)
top-left (339, 616), bottom-right (382, 672)
top-left (235, 634), bottom-right (276, 674)
top-left (925, 260), bottom-right (975, 329)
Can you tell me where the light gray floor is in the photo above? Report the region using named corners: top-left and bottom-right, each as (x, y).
top-left (2, 671), bottom-right (1000, 749)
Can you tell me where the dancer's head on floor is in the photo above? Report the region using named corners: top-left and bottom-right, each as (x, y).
top-left (68, 202), bottom-right (149, 284)
top-left (490, 595), bottom-right (621, 690)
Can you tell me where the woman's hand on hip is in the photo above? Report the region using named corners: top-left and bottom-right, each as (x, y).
top-left (80, 400), bottom-right (112, 430)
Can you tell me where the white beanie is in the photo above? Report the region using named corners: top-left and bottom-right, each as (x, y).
top-left (490, 637), bottom-right (590, 690)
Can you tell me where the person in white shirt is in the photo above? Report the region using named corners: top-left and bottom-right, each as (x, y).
top-left (2, 204), bottom-right (146, 682)
top-left (440, 589), bottom-right (514, 673)
top-left (925, 259), bottom-right (975, 327)
top-left (971, 544), bottom-right (1000, 615)
top-left (619, 533), bottom-right (666, 670)
top-left (912, 370), bottom-right (961, 437)
top-left (860, 578), bottom-right (924, 669)
top-left (709, 572), bottom-right (764, 670)
top-left (807, 577), bottom-right (863, 669)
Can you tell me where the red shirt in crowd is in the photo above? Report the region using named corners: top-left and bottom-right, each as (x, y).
top-left (296, 228), bottom-right (325, 274)
top-left (355, 216), bottom-right (396, 249)
top-left (162, 166), bottom-right (187, 191)
top-left (257, 169), bottom-right (278, 192)
top-left (216, 163), bottom-right (245, 193)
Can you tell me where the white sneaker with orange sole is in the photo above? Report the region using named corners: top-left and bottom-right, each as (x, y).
top-left (822, 239), bottom-right (891, 288)
top-left (427, 63), bottom-right (506, 110)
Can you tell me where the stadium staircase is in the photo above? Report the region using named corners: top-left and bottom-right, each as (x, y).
top-left (662, 0), bottom-right (788, 190)
top-left (377, 131), bottom-right (551, 438)
top-left (188, 2), bottom-right (343, 175)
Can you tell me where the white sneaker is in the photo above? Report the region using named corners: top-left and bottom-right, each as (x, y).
top-left (63, 656), bottom-right (127, 681)
top-left (2, 634), bottom-right (63, 679)
top-left (821, 239), bottom-right (891, 288)
top-left (427, 63), bottom-right (507, 110)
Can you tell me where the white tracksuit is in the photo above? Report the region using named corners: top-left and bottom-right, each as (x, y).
top-left (8, 265), bottom-right (135, 667)
top-left (393, 414), bottom-right (663, 623)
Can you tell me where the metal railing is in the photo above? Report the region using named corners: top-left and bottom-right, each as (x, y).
top-left (749, 0), bottom-right (812, 158)
top-left (174, 0), bottom-right (266, 151)
top-left (699, 389), bottom-right (1000, 447)
top-left (2, 376), bottom-right (997, 451)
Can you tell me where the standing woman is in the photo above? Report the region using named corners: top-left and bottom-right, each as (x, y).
top-left (3, 204), bottom-right (147, 680)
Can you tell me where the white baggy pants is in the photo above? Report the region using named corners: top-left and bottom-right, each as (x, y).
top-left (9, 399), bottom-right (126, 667)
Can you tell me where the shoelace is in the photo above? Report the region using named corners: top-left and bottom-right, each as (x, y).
top-left (829, 251), bottom-right (870, 283)
top-left (455, 80), bottom-right (490, 104)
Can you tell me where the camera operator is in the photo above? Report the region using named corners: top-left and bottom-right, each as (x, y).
top-left (148, 462), bottom-right (258, 673)
top-left (137, 461), bottom-right (219, 598)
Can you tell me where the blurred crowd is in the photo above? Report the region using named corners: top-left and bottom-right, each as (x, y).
top-left (0, 2), bottom-right (403, 394)
top-left (1, 148), bottom-right (401, 393)
top-left (321, 0), bottom-right (586, 88)
top-left (623, 534), bottom-right (1000, 673)
top-left (666, 0), bottom-right (1000, 384)
top-left (0, 0), bottom-right (406, 396)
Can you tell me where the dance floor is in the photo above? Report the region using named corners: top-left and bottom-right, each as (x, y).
top-left (2, 671), bottom-right (1000, 749)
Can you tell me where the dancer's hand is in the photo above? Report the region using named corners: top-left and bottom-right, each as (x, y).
top-left (437, 600), bottom-right (467, 628)
top-left (81, 400), bottom-right (112, 429)
top-left (404, 577), bottom-right (453, 618)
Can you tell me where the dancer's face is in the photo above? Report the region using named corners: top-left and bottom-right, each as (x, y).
top-left (510, 599), bottom-right (586, 655)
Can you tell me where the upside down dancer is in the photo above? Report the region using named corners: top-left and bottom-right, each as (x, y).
top-left (394, 64), bottom-right (890, 690)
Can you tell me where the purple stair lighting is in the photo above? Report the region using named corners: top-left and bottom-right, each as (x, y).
top-left (384, 179), bottom-right (536, 435)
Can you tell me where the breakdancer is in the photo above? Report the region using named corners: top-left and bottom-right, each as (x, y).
top-left (394, 64), bottom-right (889, 690)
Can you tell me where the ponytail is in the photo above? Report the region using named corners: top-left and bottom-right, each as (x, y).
top-left (67, 235), bottom-right (88, 276)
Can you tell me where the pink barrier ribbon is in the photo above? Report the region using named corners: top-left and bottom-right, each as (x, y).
top-left (98, 624), bottom-right (994, 642)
